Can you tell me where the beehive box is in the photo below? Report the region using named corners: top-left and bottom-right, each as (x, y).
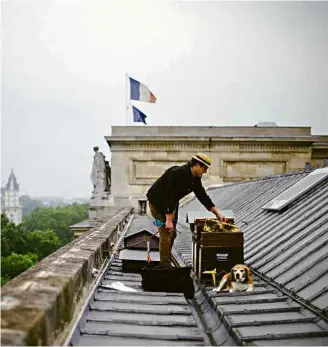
top-left (187, 211), bottom-right (244, 283)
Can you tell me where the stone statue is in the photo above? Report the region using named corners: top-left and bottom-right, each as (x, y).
top-left (105, 160), bottom-right (111, 193)
top-left (90, 146), bottom-right (107, 195)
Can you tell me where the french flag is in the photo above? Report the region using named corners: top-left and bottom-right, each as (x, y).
top-left (129, 77), bottom-right (157, 103)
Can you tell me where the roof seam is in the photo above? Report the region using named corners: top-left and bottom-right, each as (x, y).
top-left (250, 267), bottom-right (328, 324)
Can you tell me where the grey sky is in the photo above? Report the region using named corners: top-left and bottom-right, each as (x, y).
top-left (1, 0), bottom-right (328, 198)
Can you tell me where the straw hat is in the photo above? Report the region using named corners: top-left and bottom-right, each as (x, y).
top-left (191, 153), bottom-right (212, 168)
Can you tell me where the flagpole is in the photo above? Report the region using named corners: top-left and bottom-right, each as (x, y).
top-left (126, 73), bottom-right (129, 125)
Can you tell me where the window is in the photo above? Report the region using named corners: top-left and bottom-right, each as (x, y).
top-left (262, 167), bottom-right (328, 211)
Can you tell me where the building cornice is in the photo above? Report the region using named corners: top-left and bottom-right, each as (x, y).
top-left (106, 136), bottom-right (315, 142)
top-left (107, 138), bottom-right (313, 153)
top-left (110, 125), bottom-right (313, 137)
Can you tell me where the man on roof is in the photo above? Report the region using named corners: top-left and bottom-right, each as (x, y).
top-left (147, 153), bottom-right (227, 264)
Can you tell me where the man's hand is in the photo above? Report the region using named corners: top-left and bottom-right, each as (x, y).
top-left (210, 207), bottom-right (227, 223)
top-left (165, 214), bottom-right (174, 231)
top-left (217, 212), bottom-right (227, 223)
top-left (165, 218), bottom-right (174, 229)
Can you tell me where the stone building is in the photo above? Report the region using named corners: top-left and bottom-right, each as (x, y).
top-left (1, 170), bottom-right (23, 225)
top-left (106, 125), bottom-right (328, 209)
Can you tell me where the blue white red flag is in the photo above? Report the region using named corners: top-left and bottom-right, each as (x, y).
top-left (129, 77), bottom-right (157, 103)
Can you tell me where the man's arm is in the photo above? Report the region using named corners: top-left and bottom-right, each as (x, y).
top-left (193, 180), bottom-right (227, 222)
top-left (210, 206), bottom-right (227, 223)
top-left (165, 213), bottom-right (174, 229)
top-left (163, 169), bottom-right (179, 229)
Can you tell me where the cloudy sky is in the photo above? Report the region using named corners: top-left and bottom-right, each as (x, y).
top-left (2, 0), bottom-right (328, 198)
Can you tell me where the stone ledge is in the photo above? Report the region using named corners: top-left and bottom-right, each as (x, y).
top-left (1, 207), bottom-right (133, 346)
top-left (109, 125), bottom-right (312, 136)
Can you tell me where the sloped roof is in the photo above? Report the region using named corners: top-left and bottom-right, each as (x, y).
top-left (124, 215), bottom-right (159, 239)
top-left (70, 256), bottom-right (206, 346)
top-left (119, 249), bottom-right (160, 261)
top-left (173, 167), bottom-right (328, 345)
top-left (204, 168), bottom-right (328, 313)
top-left (5, 170), bottom-right (19, 191)
top-left (174, 240), bottom-right (328, 346)
top-left (68, 169), bottom-right (328, 346)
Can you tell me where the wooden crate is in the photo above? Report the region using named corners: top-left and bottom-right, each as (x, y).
top-left (192, 217), bottom-right (244, 283)
top-left (195, 231), bottom-right (243, 247)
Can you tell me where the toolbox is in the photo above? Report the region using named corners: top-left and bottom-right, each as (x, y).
top-left (186, 211), bottom-right (244, 284)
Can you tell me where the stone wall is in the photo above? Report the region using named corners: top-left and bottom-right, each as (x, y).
top-left (312, 136), bottom-right (328, 168)
top-left (1, 207), bottom-right (132, 346)
top-left (105, 126), bottom-right (328, 209)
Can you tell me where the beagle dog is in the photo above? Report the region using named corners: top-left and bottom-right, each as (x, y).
top-left (213, 264), bottom-right (254, 293)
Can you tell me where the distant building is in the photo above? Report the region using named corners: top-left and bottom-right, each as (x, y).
top-left (254, 121), bottom-right (278, 127)
top-left (106, 125), bottom-right (328, 209)
top-left (1, 170), bottom-right (23, 225)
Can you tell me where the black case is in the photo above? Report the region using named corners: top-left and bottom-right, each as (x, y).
top-left (141, 265), bottom-right (194, 299)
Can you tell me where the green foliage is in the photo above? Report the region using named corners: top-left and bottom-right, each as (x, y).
top-left (1, 203), bottom-right (88, 286)
top-left (1, 275), bottom-right (10, 287)
top-left (21, 203), bottom-right (88, 245)
top-left (1, 253), bottom-right (38, 280)
top-left (25, 229), bottom-right (61, 259)
top-left (1, 213), bottom-right (28, 257)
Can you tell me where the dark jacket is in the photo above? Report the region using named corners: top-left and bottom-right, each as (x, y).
top-left (146, 163), bottom-right (215, 215)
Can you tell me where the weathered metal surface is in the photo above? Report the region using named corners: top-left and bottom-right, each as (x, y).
top-left (70, 168), bottom-right (328, 346)
top-left (71, 254), bottom-right (207, 346)
top-left (175, 168), bottom-right (328, 345)
top-left (119, 249), bottom-right (160, 261)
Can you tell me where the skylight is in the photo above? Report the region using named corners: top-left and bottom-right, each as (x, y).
top-left (262, 167), bottom-right (328, 211)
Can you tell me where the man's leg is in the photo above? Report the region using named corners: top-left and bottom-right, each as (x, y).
top-left (158, 226), bottom-right (174, 264)
top-left (170, 210), bottom-right (178, 254)
top-left (169, 229), bottom-right (177, 258)
top-left (159, 211), bottom-right (177, 264)
top-left (149, 203), bottom-right (174, 264)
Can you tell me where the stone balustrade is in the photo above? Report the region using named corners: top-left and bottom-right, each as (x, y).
top-left (1, 207), bottom-right (133, 346)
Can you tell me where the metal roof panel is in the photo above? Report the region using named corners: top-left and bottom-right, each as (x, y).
top-left (71, 168), bottom-right (328, 346)
top-left (225, 311), bottom-right (316, 326)
top-left (245, 336), bottom-right (328, 346)
top-left (119, 249), bottom-right (160, 261)
top-left (81, 321), bottom-right (204, 340)
top-left (77, 335), bottom-right (204, 346)
top-left (180, 169), bottom-right (328, 313)
top-left (124, 215), bottom-right (158, 238)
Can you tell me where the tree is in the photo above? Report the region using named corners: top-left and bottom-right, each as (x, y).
top-left (25, 229), bottom-right (61, 260)
top-left (1, 275), bottom-right (10, 287)
top-left (1, 204), bottom-right (88, 286)
top-left (1, 213), bottom-right (28, 257)
top-left (1, 253), bottom-right (38, 284)
top-left (21, 203), bottom-right (88, 245)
